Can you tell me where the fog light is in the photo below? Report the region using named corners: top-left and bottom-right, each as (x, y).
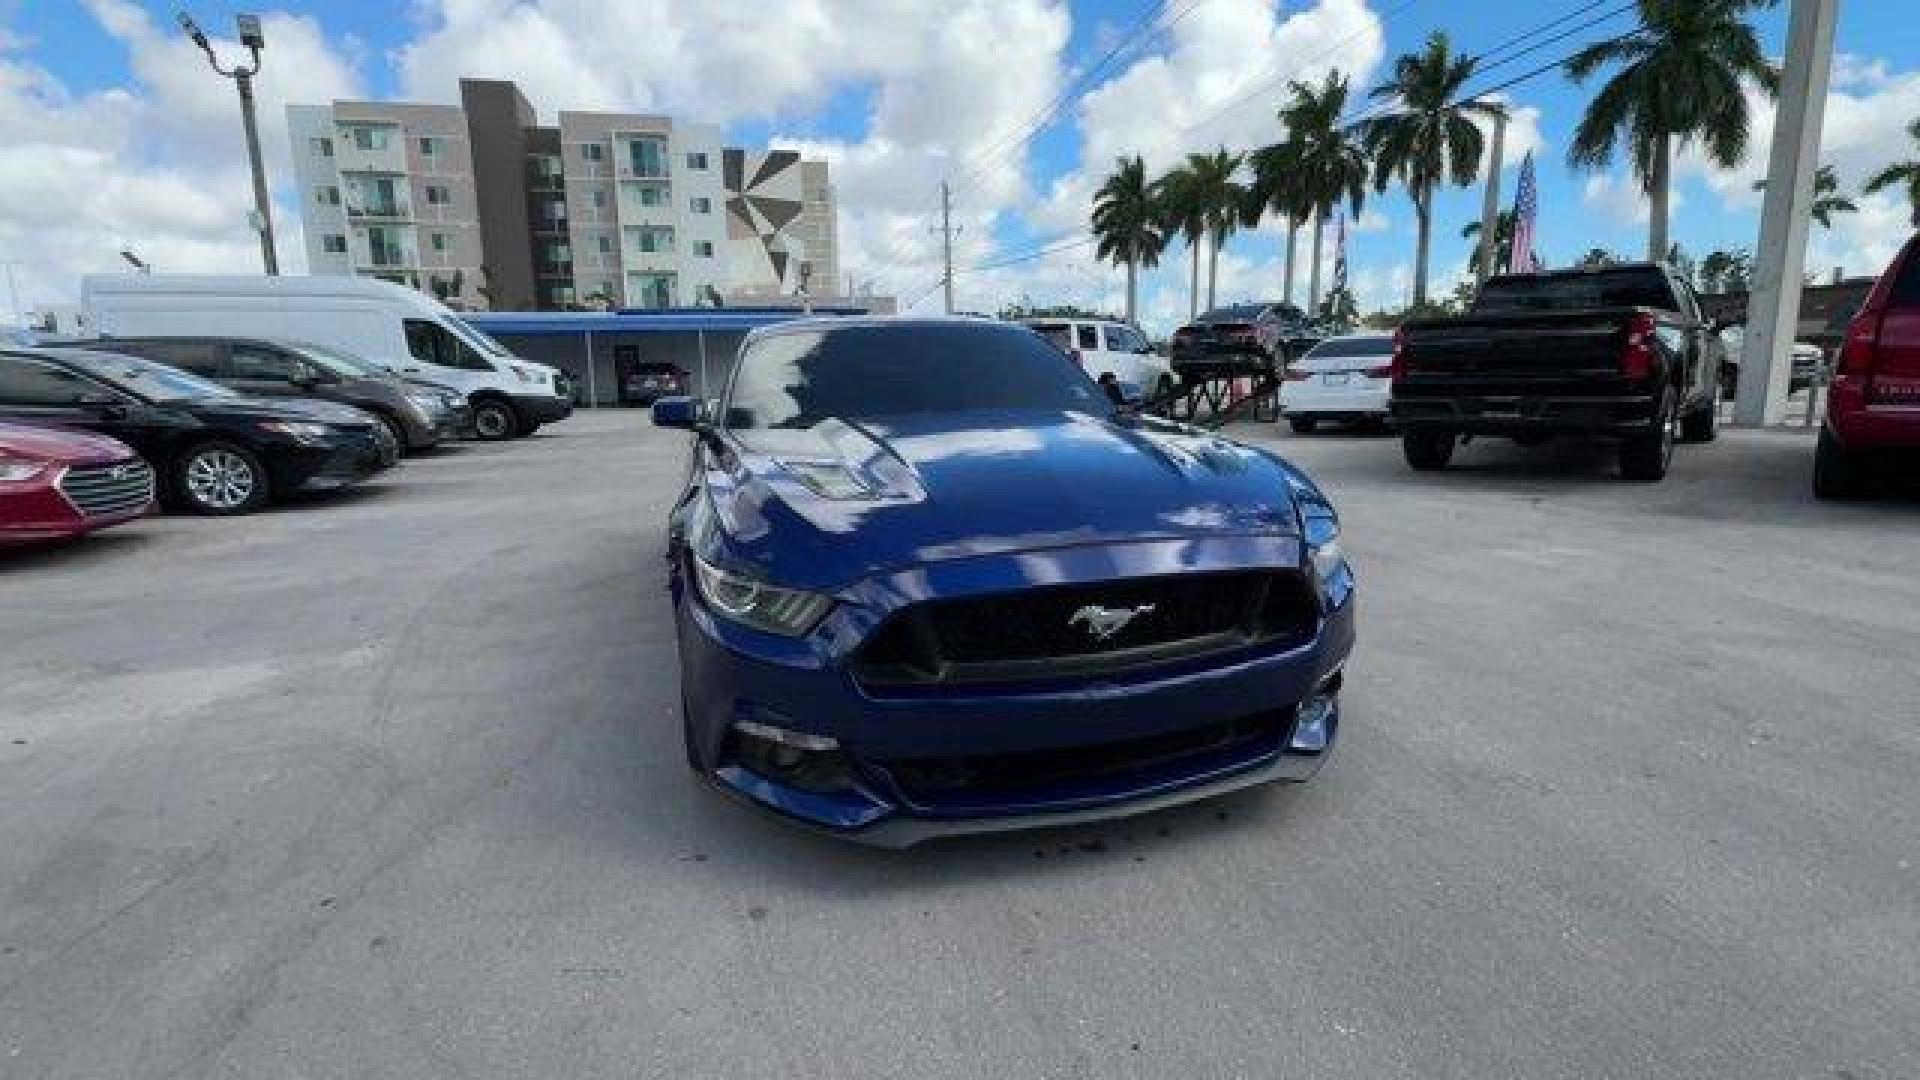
top-left (730, 720), bottom-right (855, 792)
top-left (1289, 678), bottom-right (1340, 753)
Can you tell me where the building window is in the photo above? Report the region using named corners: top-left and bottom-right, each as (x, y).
top-left (321, 234), bottom-right (347, 254)
top-left (425, 184), bottom-right (450, 205)
top-left (686, 151), bottom-right (708, 170)
top-left (592, 189), bottom-right (608, 210)
top-left (431, 232), bottom-right (447, 252)
top-left (582, 143), bottom-right (604, 163)
top-left (634, 184), bottom-right (666, 207)
top-left (627, 137), bottom-right (667, 179)
top-left (546, 241), bottom-right (572, 263)
top-left (311, 137), bottom-right (334, 158)
top-left (630, 273), bottom-right (674, 309)
top-left (317, 185), bottom-right (340, 206)
top-left (544, 199), bottom-right (566, 222)
top-left (418, 136), bottom-right (438, 156)
top-left (631, 226), bottom-right (674, 254)
top-left (694, 241), bottom-right (714, 258)
top-left (345, 125), bottom-right (392, 152)
top-left (598, 235), bottom-right (614, 254)
top-left (690, 196), bottom-right (711, 213)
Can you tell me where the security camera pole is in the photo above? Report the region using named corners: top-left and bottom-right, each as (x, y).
top-left (179, 11), bottom-right (278, 275)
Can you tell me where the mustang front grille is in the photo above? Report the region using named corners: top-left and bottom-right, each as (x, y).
top-left (852, 570), bottom-right (1316, 688)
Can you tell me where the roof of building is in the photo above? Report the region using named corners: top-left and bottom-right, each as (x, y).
top-left (463, 307), bottom-right (872, 337)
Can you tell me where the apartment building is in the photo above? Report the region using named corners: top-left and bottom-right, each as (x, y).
top-left (288, 102), bottom-right (485, 308)
top-left (289, 81), bottom-right (838, 312)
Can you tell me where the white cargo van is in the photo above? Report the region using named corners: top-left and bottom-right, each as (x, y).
top-left (81, 274), bottom-right (572, 440)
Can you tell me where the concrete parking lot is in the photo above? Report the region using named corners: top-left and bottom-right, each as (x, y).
top-left (3, 411), bottom-right (1916, 1079)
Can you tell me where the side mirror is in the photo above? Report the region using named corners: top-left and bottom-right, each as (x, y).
top-left (652, 396), bottom-right (697, 429)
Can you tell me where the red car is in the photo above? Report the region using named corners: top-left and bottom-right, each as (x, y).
top-left (1819, 232), bottom-right (1920, 498)
top-left (0, 421), bottom-right (154, 545)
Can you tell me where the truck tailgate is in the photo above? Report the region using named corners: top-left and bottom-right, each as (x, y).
top-left (1402, 310), bottom-right (1634, 378)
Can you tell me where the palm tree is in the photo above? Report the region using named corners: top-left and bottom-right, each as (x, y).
top-left (1248, 142), bottom-right (1310, 306)
top-left (1360, 32), bottom-right (1503, 307)
top-left (1566, 0), bottom-right (1779, 261)
top-left (1280, 71), bottom-right (1370, 315)
top-left (1579, 247), bottom-right (1618, 268)
top-left (1461, 209), bottom-right (1518, 275)
top-left (1751, 164), bottom-right (1857, 229)
top-left (1185, 148), bottom-right (1247, 310)
top-left (1091, 155), bottom-right (1167, 323)
top-left (1152, 166), bottom-right (1207, 320)
top-left (1864, 117), bottom-right (1920, 227)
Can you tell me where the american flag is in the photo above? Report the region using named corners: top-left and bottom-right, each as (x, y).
top-left (1509, 151), bottom-right (1539, 273)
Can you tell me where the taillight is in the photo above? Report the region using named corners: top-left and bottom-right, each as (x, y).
top-left (1363, 364), bottom-right (1392, 379)
top-left (1620, 312), bottom-right (1657, 381)
top-left (1838, 312), bottom-right (1879, 379)
top-left (1389, 328), bottom-right (1408, 383)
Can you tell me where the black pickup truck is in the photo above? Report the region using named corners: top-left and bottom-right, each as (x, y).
top-left (1390, 263), bottom-right (1725, 482)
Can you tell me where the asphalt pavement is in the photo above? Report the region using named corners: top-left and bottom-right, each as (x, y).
top-left (2, 412), bottom-right (1916, 1079)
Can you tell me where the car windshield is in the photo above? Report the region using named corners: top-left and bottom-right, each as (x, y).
top-left (1308, 336), bottom-right (1393, 358)
top-left (283, 341), bottom-right (382, 380)
top-left (1197, 305), bottom-right (1270, 323)
top-left (723, 323), bottom-right (1104, 430)
top-left (61, 351), bottom-right (235, 402)
top-left (1476, 269), bottom-right (1675, 312)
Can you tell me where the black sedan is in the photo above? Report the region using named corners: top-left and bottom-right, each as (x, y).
top-left (60, 336), bottom-right (469, 455)
top-left (0, 348), bottom-right (391, 515)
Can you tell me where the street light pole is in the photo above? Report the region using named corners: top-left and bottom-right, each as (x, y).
top-left (179, 11), bottom-right (278, 275)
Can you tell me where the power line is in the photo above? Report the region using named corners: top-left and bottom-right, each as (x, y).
top-left (958, 235), bottom-right (1097, 275)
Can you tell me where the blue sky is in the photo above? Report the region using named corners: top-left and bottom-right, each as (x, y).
top-left (3, 1), bottom-right (1916, 328)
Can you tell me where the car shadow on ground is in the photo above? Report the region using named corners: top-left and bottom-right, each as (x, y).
top-left (268, 481), bottom-right (405, 514)
top-left (0, 529), bottom-right (158, 573)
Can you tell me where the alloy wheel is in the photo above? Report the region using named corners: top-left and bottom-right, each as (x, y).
top-left (184, 449), bottom-right (257, 510)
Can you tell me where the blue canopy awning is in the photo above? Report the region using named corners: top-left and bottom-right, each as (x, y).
top-left (463, 308), bottom-right (865, 337)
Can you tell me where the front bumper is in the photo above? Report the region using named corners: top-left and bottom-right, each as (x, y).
top-left (511, 393), bottom-right (573, 426)
top-left (675, 537), bottom-right (1354, 846)
top-left (267, 431), bottom-right (389, 493)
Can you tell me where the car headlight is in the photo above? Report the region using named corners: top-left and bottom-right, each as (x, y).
top-left (511, 364), bottom-right (535, 383)
top-left (258, 421), bottom-right (333, 444)
top-left (404, 391), bottom-right (441, 418)
top-left (1288, 475), bottom-right (1352, 608)
top-left (691, 551), bottom-right (833, 637)
top-left (0, 457), bottom-right (48, 483)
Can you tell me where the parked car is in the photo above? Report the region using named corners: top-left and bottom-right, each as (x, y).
top-left (50, 337), bottom-right (466, 459)
top-left (621, 363), bottom-right (687, 407)
top-left (1169, 302), bottom-right (1318, 379)
top-left (81, 273), bottom-right (572, 441)
top-left (1391, 262), bottom-right (1723, 482)
top-left (651, 317), bottom-right (1354, 846)
top-left (0, 420), bottom-right (152, 545)
top-left (1816, 231), bottom-right (1920, 499)
top-left (1281, 334), bottom-right (1395, 432)
top-left (1718, 331), bottom-right (1823, 398)
top-left (0, 347), bottom-right (391, 515)
top-left (1021, 318), bottom-right (1173, 401)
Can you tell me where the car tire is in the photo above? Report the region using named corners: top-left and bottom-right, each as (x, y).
top-left (1620, 390), bottom-right (1677, 483)
top-left (1289, 416), bottom-right (1318, 434)
top-left (1680, 384), bottom-right (1719, 444)
top-left (173, 440), bottom-right (271, 515)
top-left (1402, 431), bottom-right (1454, 470)
top-left (471, 398), bottom-right (519, 441)
top-left (1812, 427), bottom-right (1865, 500)
top-left (370, 412), bottom-right (406, 462)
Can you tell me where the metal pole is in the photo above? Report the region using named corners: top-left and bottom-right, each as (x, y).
top-left (234, 70), bottom-right (278, 275)
top-left (3, 263), bottom-right (20, 326)
top-left (940, 179), bottom-right (955, 314)
top-left (697, 330), bottom-right (709, 400)
top-left (1476, 111), bottom-right (1508, 287)
top-left (584, 330), bottom-right (597, 408)
top-left (1734, 0), bottom-right (1838, 426)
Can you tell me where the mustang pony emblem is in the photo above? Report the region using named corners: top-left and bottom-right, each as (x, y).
top-left (1069, 603), bottom-right (1156, 642)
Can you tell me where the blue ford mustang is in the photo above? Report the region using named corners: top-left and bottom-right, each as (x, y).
top-left (653, 318), bottom-right (1354, 846)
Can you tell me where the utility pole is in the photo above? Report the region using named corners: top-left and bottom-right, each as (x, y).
top-left (2, 262), bottom-right (21, 327)
top-left (1476, 111), bottom-right (1508, 287)
top-left (179, 12), bottom-right (278, 275)
top-left (1736, 0), bottom-right (1838, 426)
top-left (939, 179), bottom-right (956, 314)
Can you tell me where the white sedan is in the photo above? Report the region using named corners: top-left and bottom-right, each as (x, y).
top-left (1280, 333), bottom-right (1394, 433)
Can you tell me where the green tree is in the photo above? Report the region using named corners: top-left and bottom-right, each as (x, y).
top-left (1864, 118), bottom-right (1920, 227)
top-left (1189, 148), bottom-right (1248, 311)
top-left (1152, 165), bottom-right (1208, 321)
top-left (1320, 285), bottom-right (1359, 331)
top-left (1697, 248), bottom-right (1752, 293)
top-left (1278, 71), bottom-right (1371, 314)
top-left (1579, 247), bottom-right (1619, 268)
top-left (1360, 31), bottom-right (1504, 307)
top-left (1247, 142), bottom-right (1310, 306)
top-left (1752, 164), bottom-right (1857, 229)
top-left (1091, 155), bottom-right (1167, 324)
top-left (1566, 0), bottom-right (1779, 260)
top-left (1461, 210), bottom-right (1517, 275)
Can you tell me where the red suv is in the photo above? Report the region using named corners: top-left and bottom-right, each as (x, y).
top-left (0, 421), bottom-right (153, 545)
top-left (1819, 232), bottom-right (1920, 498)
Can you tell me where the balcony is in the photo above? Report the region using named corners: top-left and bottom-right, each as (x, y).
top-left (366, 244), bottom-right (408, 268)
top-left (346, 201), bottom-right (411, 221)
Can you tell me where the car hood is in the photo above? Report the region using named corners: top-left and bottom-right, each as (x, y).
top-left (0, 420), bottom-right (137, 464)
top-left (708, 409), bottom-right (1310, 589)
top-left (184, 395), bottom-right (373, 427)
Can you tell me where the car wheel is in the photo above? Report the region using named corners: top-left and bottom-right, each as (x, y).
top-left (174, 441), bottom-right (270, 515)
top-left (471, 399), bottom-right (519, 441)
top-left (1402, 431), bottom-right (1455, 470)
top-left (1680, 383), bottom-right (1719, 444)
top-left (1812, 427), bottom-right (1865, 500)
top-left (1288, 416), bottom-right (1318, 434)
top-left (1620, 390), bottom-right (1677, 482)
top-left (370, 412), bottom-right (405, 462)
